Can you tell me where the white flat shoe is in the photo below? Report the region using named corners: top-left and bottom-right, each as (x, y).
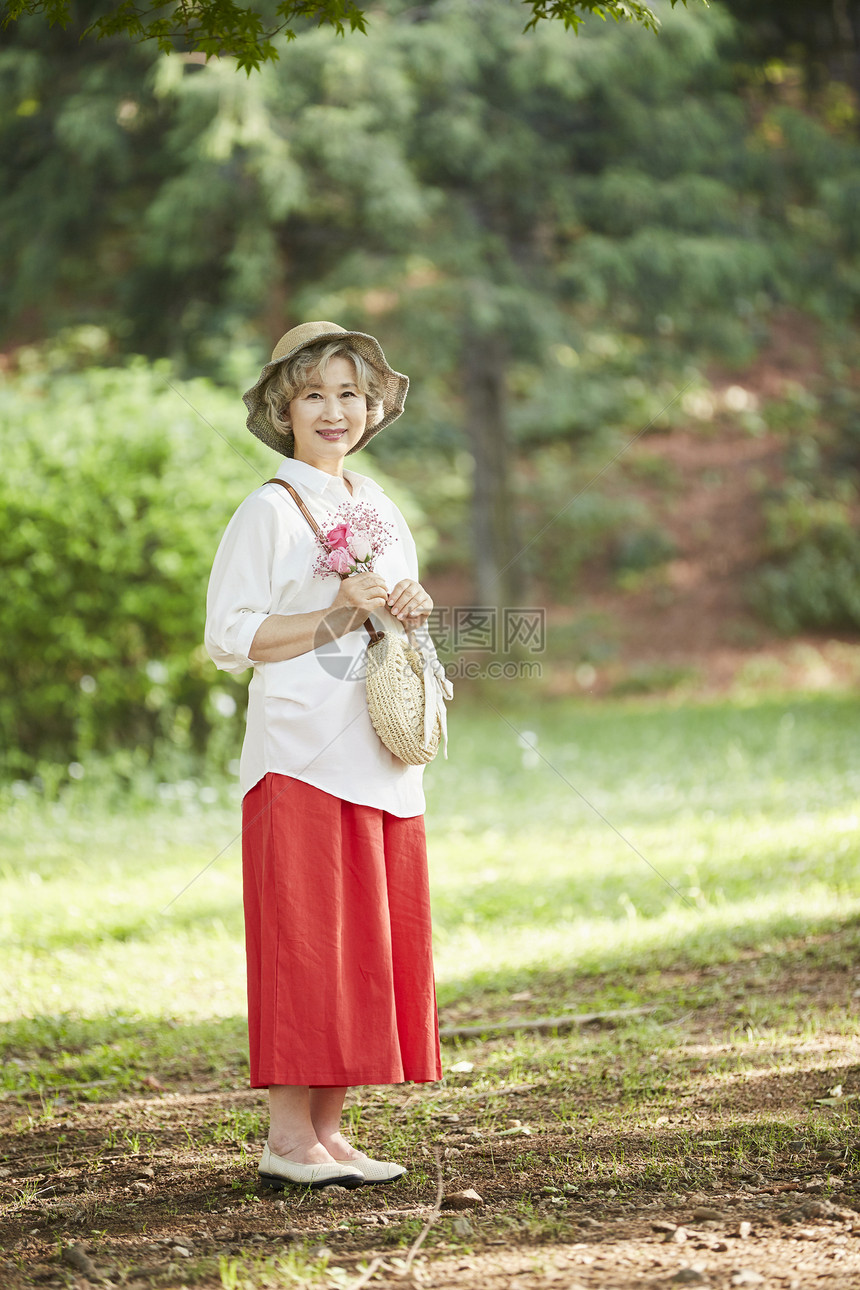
top-left (335, 1150), bottom-right (407, 1185)
top-left (258, 1143), bottom-right (364, 1190)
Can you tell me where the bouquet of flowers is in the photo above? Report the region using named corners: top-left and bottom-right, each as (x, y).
top-left (312, 502), bottom-right (395, 578)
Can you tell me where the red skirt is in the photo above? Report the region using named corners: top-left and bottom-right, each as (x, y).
top-left (241, 773), bottom-right (442, 1088)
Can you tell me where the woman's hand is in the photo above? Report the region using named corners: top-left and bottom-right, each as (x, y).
top-left (333, 571), bottom-right (390, 619)
top-left (386, 579), bottom-right (433, 629)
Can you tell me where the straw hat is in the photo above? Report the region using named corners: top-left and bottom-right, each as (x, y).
top-left (242, 321), bottom-right (409, 456)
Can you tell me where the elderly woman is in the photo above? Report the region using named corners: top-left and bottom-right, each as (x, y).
top-left (205, 322), bottom-right (442, 1191)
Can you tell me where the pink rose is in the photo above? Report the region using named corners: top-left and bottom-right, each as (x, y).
top-left (326, 523), bottom-right (352, 550)
top-left (325, 547), bottom-right (354, 575)
top-left (350, 534), bottom-right (372, 563)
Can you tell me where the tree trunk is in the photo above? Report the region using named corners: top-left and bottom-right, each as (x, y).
top-left (462, 328), bottom-right (525, 615)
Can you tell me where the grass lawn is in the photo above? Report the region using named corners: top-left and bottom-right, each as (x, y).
top-left (1, 689), bottom-right (860, 1288)
top-left (2, 690), bottom-right (858, 1065)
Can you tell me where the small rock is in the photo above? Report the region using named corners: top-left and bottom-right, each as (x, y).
top-left (737, 1221), bottom-right (752, 1239)
top-left (62, 1245), bottom-right (97, 1277)
top-left (671, 1227), bottom-right (688, 1244)
top-left (731, 1272), bottom-right (765, 1287)
top-left (713, 1242), bottom-right (729, 1253)
top-left (692, 1207), bottom-right (725, 1222)
top-left (787, 1138), bottom-right (806, 1151)
top-left (442, 1188), bottom-right (484, 1210)
top-left (136, 1166), bottom-right (155, 1179)
top-left (452, 1215), bottom-right (473, 1238)
top-left (671, 1271), bottom-right (708, 1285)
top-left (173, 1246), bottom-right (192, 1258)
top-left (652, 1220), bottom-right (678, 1234)
top-left (444, 1147), bottom-right (462, 1159)
top-left (801, 1200), bottom-right (832, 1219)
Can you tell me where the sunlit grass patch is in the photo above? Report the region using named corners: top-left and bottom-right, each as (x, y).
top-left (0, 691), bottom-right (857, 1098)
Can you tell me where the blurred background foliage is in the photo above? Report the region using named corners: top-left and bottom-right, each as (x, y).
top-left (1, 0), bottom-right (860, 775)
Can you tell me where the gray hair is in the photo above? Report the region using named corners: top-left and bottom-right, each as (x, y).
top-left (262, 340), bottom-right (386, 455)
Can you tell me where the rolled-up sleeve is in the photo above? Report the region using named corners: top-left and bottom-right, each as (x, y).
top-left (205, 492), bottom-right (279, 675)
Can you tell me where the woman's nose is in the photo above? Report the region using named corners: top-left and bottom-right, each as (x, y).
top-left (321, 396), bottom-right (344, 421)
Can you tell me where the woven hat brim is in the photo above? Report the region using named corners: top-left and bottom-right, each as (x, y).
top-left (242, 329), bottom-right (409, 457)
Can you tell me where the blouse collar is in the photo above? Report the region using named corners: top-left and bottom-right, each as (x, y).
top-left (274, 457), bottom-right (384, 500)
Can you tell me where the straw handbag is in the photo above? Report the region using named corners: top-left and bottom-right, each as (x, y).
top-left (267, 479), bottom-right (452, 765)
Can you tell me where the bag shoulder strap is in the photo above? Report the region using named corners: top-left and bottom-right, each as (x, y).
top-left (266, 477), bottom-right (382, 644)
top-left (267, 478), bottom-right (321, 535)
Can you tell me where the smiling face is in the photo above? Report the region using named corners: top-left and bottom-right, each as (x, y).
top-left (288, 355), bottom-right (369, 475)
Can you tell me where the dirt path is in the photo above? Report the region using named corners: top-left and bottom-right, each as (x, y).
top-left (3, 937), bottom-right (860, 1289)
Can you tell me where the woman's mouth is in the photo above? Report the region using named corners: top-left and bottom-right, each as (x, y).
top-left (317, 429), bottom-right (347, 441)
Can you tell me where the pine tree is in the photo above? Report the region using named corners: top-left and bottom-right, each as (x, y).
top-left (3, 0), bottom-right (859, 605)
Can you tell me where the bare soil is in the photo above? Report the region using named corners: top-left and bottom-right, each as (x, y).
top-left (2, 940), bottom-right (860, 1290)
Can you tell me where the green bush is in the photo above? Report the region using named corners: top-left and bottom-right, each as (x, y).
top-left (613, 525), bottom-right (677, 573)
top-left (0, 358), bottom-right (277, 775)
top-left (748, 479), bottom-right (860, 633)
top-left (749, 526), bottom-right (860, 634)
top-left (518, 443), bottom-right (648, 595)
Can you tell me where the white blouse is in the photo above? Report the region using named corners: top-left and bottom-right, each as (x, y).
top-left (205, 457), bottom-right (426, 817)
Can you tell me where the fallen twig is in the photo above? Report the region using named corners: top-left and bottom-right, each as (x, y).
top-left (344, 1146), bottom-right (444, 1289)
top-left (439, 1004), bottom-right (656, 1040)
top-left (347, 1253), bottom-right (385, 1290)
top-left (399, 1144), bottom-right (444, 1278)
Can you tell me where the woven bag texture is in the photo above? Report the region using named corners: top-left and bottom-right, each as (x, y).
top-left (365, 632), bottom-right (441, 766)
